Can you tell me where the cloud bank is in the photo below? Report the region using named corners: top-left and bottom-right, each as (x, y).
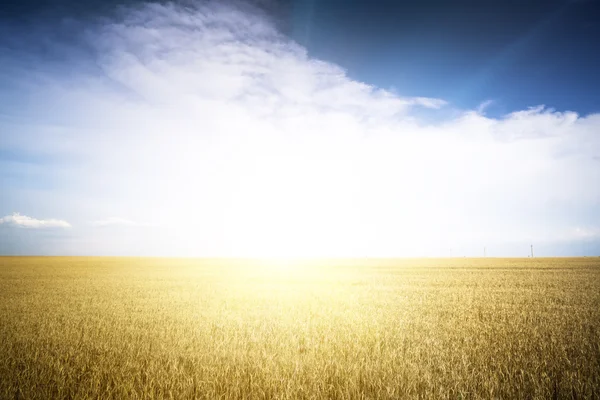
top-left (0, 213), bottom-right (71, 229)
top-left (0, 0), bottom-right (599, 256)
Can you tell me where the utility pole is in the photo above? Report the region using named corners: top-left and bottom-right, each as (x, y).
top-left (530, 244), bottom-right (534, 258)
top-left (484, 246), bottom-right (486, 257)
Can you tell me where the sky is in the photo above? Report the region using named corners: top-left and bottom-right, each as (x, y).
top-left (0, 0), bottom-right (599, 257)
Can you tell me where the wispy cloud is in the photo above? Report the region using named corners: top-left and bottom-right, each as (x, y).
top-left (91, 217), bottom-right (154, 227)
top-left (568, 227), bottom-right (600, 240)
top-left (476, 99), bottom-right (494, 114)
top-left (0, 213), bottom-right (71, 229)
top-left (0, 0), bottom-right (598, 256)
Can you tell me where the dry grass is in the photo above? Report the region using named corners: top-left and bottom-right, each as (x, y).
top-left (1, 257), bottom-right (599, 399)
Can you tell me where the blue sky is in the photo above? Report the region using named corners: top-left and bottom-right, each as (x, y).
top-left (288, 0), bottom-right (600, 116)
top-left (1, 0), bottom-right (599, 256)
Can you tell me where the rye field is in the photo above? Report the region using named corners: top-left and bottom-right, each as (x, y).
top-left (0, 257), bottom-right (599, 399)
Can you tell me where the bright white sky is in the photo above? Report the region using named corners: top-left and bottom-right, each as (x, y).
top-left (1, 1), bottom-right (599, 257)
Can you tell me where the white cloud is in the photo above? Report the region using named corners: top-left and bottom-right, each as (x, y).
top-left (0, 0), bottom-right (599, 256)
top-left (0, 213), bottom-right (71, 229)
top-left (91, 217), bottom-right (154, 227)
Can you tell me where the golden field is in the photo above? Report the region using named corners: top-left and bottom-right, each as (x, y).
top-left (0, 257), bottom-right (599, 399)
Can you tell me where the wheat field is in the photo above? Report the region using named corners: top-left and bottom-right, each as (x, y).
top-left (0, 257), bottom-right (599, 399)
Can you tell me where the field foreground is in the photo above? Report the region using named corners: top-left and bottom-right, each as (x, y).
top-left (1, 257), bottom-right (599, 399)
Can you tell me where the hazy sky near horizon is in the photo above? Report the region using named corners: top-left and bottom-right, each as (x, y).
top-left (1, 0), bottom-right (599, 257)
